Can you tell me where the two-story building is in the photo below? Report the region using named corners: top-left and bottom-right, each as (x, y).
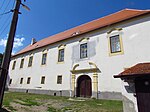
top-left (8, 9), bottom-right (150, 112)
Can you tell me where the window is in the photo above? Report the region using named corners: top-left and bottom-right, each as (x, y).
top-left (58, 49), bottom-right (64, 62)
top-left (20, 78), bottom-right (23, 84)
top-left (110, 35), bottom-right (121, 53)
top-left (27, 77), bottom-right (31, 84)
top-left (108, 28), bottom-right (124, 56)
top-left (28, 56), bottom-right (33, 67)
top-left (57, 75), bottom-right (62, 84)
top-left (20, 58), bottom-right (24, 68)
top-left (9, 79), bottom-right (12, 85)
top-left (41, 53), bottom-right (47, 65)
top-left (80, 43), bottom-right (87, 59)
top-left (41, 76), bottom-right (45, 84)
top-left (12, 61), bottom-right (16, 70)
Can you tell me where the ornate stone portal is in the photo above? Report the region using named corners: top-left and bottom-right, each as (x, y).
top-left (70, 62), bottom-right (100, 98)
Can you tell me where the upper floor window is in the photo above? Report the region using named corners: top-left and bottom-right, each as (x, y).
top-left (41, 53), bottom-right (47, 65)
top-left (20, 58), bottom-right (24, 68)
top-left (12, 61), bottom-right (16, 70)
top-left (80, 43), bottom-right (87, 59)
top-left (58, 49), bottom-right (64, 62)
top-left (57, 75), bottom-right (62, 84)
top-left (41, 76), bottom-right (45, 84)
top-left (110, 35), bottom-right (121, 53)
top-left (27, 77), bottom-right (31, 84)
top-left (58, 44), bottom-right (66, 63)
top-left (28, 56), bottom-right (33, 67)
top-left (108, 28), bottom-right (124, 56)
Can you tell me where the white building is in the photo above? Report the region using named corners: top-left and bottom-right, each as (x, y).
top-left (8, 9), bottom-right (150, 112)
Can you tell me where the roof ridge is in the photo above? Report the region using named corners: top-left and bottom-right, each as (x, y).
top-left (125, 8), bottom-right (150, 11)
top-left (26, 8), bottom-right (149, 44)
top-left (32, 9), bottom-right (132, 43)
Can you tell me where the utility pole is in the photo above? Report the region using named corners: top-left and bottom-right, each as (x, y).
top-left (0, 0), bottom-right (21, 108)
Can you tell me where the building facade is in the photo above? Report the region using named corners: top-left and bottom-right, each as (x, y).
top-left (8, 9), bottom-right (150, 112)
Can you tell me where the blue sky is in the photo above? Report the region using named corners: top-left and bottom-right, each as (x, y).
top-left (0, 0), bottom-right (150, 54)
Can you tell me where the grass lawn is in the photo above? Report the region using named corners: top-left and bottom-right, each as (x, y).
top-left (2, 92), bottom-right (123, 112)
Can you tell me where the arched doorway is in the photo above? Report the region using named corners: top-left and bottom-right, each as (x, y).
top-left (77, 75), bottom-right (92, 97)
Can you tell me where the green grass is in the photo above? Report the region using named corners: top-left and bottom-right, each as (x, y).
top-left (3, 92), bottom-right (123, 112)
top-left (14, 99), bottom-right (41, 106)
top-left (47, 107), bottom-right (59, 112)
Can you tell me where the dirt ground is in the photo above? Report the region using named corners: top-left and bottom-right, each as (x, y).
top-left (3, 92), bottom-right (123, 112)
top-left (4, 98), bottom-right (85, 112)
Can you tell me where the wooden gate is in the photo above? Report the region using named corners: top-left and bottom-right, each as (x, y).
top-left (135, 76), bottom-right (150, 112)
top-left (77, 75), bottom-right (92, 97)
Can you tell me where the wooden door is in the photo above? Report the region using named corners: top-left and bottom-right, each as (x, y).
top-left (77, 75), bottom-right (92, 97)
top-left (135, 76), bottom-right (150, 112)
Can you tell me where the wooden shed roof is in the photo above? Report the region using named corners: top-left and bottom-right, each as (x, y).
top-left (114, 63), bottom-right (150, 78)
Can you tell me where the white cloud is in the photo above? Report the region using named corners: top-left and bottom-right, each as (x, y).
top-left (13, 37), bottom-right (25, 48)
top-left (0, 34), bottom-right (25, 54)
top-left (0, 39), bottom-right (7, 47)
top-left (11, 50), bottom-right (16, 55)
top-left (0, 37), bottom-right (25, 48)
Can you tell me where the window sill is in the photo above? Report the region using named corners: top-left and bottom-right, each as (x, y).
top-left (57, 61), bottom-right (64, 64)
top-left (41, 64), bottom-right (47, 67)
top-left (109, 51), bottom-right (124, 56)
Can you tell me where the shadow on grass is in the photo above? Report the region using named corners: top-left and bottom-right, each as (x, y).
top-left (0, 108), bottom-right (9, 112)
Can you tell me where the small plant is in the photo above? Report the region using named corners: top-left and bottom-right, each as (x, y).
top-left (5, 105), bottom-right (17, 111)
top-left (47, 107), bottom-right (58, 112)
top-left (17, 99), bottom-right (40, 106)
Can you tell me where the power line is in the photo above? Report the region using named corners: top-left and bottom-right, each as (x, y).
top-left (12, 0), bottom-right (16, 9)
top-left (2, 0), bottom-right (12, 13)
top-left (0, 0), bottom-right (12, 20)
top-left (0, 21), bottom-right (10, 37)
top-left (0, 13), bottom-right (12, 30)
top-left (0, 0), bottom-right (5, 10)
top-left (0, 10), bottom-right (12, 16)
top-left (0, 0), bottom-right (15, 37)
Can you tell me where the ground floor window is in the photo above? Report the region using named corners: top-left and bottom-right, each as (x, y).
top-left (9, 79), bottom-right (12, 85)
top-left (57, 75), bottom-right (62, 84)
top-left (41, 76), bottom-right (45, 84)
top-left (27, 77), bottom-right (31, 84)
top-left (20, 78), bottom-right (23, 84)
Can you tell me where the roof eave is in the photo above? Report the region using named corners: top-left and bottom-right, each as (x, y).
top-left (114, 73), bottom-right (150, 79)
top-left (12, 10), bottom-right (150, 58)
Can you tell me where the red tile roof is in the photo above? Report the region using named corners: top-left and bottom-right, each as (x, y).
top-left (114, 63), bottom-right (150, 78)
top-left (13, 9), bottom-right (150, 57)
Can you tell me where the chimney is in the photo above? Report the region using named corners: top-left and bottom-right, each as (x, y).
top-left (31, 38), bottom-right (37, 45)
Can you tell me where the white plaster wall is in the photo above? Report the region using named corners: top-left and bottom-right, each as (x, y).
top-left (9, 14), bottom-right (150, 111)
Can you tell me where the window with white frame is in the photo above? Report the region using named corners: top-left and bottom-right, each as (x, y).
top-left (58, 49), bottom-right (64, 62)
top-left (12, 61), bottom-right (16, 70)
top-left (80, 43), bottom-right (87, 59)
top-left (41, 53), bottom-right (47, 65)
top-left (41, 76), bottom-right (45, 84)
top-left (110, 35), bottom-right (121, 53)
top-left (28, 56), bottom-right (33, 67)
top-left (57, 75), bottom-right (62, 84)
top-left (9, 79), bottom-right (12, 85)
top-left (20, 58), bottom-right (24, 68)
top-left (20, 78), bottom-right (23, 84)
top-left (27, 77), bottom-right (31, 84)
